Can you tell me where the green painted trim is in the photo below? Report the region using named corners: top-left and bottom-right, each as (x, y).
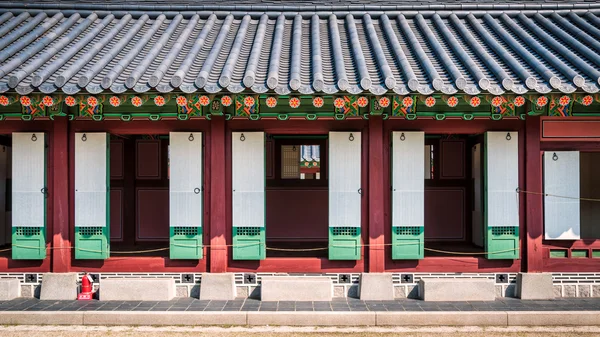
top-left (170, 227), bottom-right (203, 259)
top-left (232, 227), bottom-right (265, 260)
top-left (12, 227), bottom-right (46, 260)
top-left (550, 249), bottom-right (568, 258)
top-left (485, 227), bottom-right (519, 260)
top-left (74, 226), bottom-right (109, 259)
top-left (328, 227), bottom-right (361, 260)
top-left (391, 226), bottom-right (424, 260)
top-left (592, 250), bottom-right (600, 258)
top-left (571, 249), bottom-right (589, 258)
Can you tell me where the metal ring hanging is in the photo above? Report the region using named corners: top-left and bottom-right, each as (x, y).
top-left (552, 152), bottom-right (558, 161)
top-left (31, 133), bottom-right (37, 142)
top-left (240, 133), bottom-right (245, 141)
top-left (400, 132), bottom-right (406, 141)
top-left (358, 188), bottom-right (362, 195)
top-left (194, 187), bottom-right (201, 194)
top-left (349, 133), bottom-right (354, 141)
top-left (188, 133), bottom-right (194, 141)
top-left (506, 132), bottom-right (511, 141)
top-left (82, 133), bottom-right (87, 142)
top-left (40, 187), bottom-right (48, 198)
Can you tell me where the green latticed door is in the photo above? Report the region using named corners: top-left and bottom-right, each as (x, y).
top-left (75, 133), bottom-right (110, 259)
top-left (169, 132), bottom-right (203, 259)
top-left (232, 132), bottom-right (265, 260)
top-left (484, 131), bottom-right (520, 259)
top-left (12, 132), bottom-right (46, 260)
top-left (391, 131), bottom-right (424, 260)
top-left (328, 132), bottom-right (362, 260)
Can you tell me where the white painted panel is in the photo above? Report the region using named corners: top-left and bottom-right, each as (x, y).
top-left (170, 132), bottom-right (203, 227)
top-left (472, 143), bottom-right (484, 247)
top-left (392, 131), bottom-right (424, 228)
top-left (329, 132), bottom-right (362, 228)
top-left (232, 132), bottom-right (265, 228)
top-left (12, 133), bottom-right (45, 228)
top-left (544, 151), bottom-right (580, 240)
top-left (75, 133), bottom-right (108, 227)
top-left (485, 132), bottom-right (519, 228)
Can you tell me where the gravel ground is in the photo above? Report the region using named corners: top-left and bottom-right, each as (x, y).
top-left (0, 326), bottom-right (599, 336)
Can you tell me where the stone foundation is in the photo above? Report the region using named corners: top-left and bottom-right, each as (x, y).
top-left (3, 272), bottom-right (600, 299)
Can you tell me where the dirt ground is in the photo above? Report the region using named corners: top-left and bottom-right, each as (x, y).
top-left (0, 326), bottom-right (599, 337)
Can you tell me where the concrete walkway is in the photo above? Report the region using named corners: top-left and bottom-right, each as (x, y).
top-left (0, 298), bottom-right (599, 326)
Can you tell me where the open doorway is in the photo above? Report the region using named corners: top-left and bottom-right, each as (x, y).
top-left (423, 134), bottom-right (485, 256)
top-left (109, 134), bottom-right (170, 256)
top-left (265, 135), bottom-right (328, 257)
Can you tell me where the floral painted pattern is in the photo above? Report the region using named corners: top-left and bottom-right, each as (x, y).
top-left (424, 96), bottom-right (436, 107)
top-left (581, 95), bottom-right (594, 106)
top-left (87, 96), bottom-right (98, 107)
top-left (42, 96), bottom-right (54, 107)
top-left (357, 96), bottom-right (368, 107)
top-left (312, 97), bottom-right (324, 108)
top-left (220, 95), bottom-right (232, 107)
top-left (334, 97), bottom-right (345, 109)
top-left (199, 95), bottom-right (210, 106)
top-left (131, 96), bottom-right (143, 107)
top-left (514, 96), bottom-right (525, 107)
top-left (402, 96), bottom-right (414, 107)
top-left (109, 96), bottom-right (121, 107)
top-left (491, 96), bottom-right (503, 107)
top-left (266, 96), bottom-right (277, 108)
top-left (20, 96), bottom-right (31, 107)
top-left (65, 96), bottom-right (76, 107)
top-left (244, 96), bottom-right (255, 107)
top-left (469, 96), bottom-right (481, 107)
top-left (446, 96), bottom-right (458, 107)
top-left (176, 96), bottom-right (188, 106)
top-left (0, 95), bottom-right (8, 106)
top-left (559, 95), bottom-right (571, 106)
top-left (536, 96), bottom-right (548, 107)
top-left (378, 96), bottom-right (390, 108)
top-left (289, 97), bottom-right (300, 108)
top-left (154, 96), bottom-right (166, 106)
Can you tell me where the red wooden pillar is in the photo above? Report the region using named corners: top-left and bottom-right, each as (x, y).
top-left (368, 116), bottom-right (385, 272)
top-left (51, 117), bottom-right (70, 272)
top-left (210, 116), bottom-right (227, 273)
top-left (525, 115), bottom-right (543, 272)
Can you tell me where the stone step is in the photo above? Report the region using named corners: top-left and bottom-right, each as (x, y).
top-left (40, 273), bottom-right (78, 300)
top-left (0, 279), bottom-right (20, 300)
top-left (99, 278), bottom-right (175, 301)
top-left (418, 278), bottom-right (495, 301)
top-left (260, 276), bottom-right (332, 302)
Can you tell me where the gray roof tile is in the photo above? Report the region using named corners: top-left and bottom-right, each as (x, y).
top-left (1, 8), bottom-right (600, 95)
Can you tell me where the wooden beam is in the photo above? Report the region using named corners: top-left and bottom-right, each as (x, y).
top-left (368, 116), bottom-right (385, 272)
top-left (210, 116), bottom-right (227, 272)
top-left (51, 117), bottom-right (71, 272)
top-left (525, 115), bottom-right (544, 272)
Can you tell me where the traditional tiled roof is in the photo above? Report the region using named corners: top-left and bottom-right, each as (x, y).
top-left (0, 4), bottom-right (600, 96)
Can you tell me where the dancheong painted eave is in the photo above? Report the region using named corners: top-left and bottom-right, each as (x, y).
top-left (1, 2), bottom-right (600, 97)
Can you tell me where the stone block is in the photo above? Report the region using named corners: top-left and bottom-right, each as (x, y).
top-left (0, 279), bottom-right (20, 300)
top-left (237, 286), bottom-right (249, 298)
top-left (394, 286), bottom-right (406, 299)
top-left (40, 273), bottom-right (78, 300)
top-left (578, 285), bottom-right (591, 297)
top-left (199, 273), bottom-right (236, 301)
top-left (334, 286), bottom-right (345, 298)
top-left (554, 285), bottom-right (563, 297)
top-left (593, 285), bottom-right (600, 297)
top-left (516, 273), bottom-right (554, 300)
top-left (21, 285), bottom-right (32, 298)
top-left (0, 312), bottom-right (84, 325)
top-left (260, 276), bottom-right (332, 302)
top-left (495, 285), bottom-right (503, 298)
top-left (359, 273), bottom-right (394, 301)
top-left (406, 285), bottom-right (419, 299)
top-left (419, 278), bottom-right (495, 301)
top-left (176, 285), bottom-right (188, 297)
top-left (99, 278), bottom-right (175, 301)
top-left (83, 312), bottom-right (246, 326)
top-left (564, 285), bottom-right (576, 297)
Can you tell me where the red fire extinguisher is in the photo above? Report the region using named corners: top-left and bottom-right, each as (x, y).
top-left (77, 272), bottom-right (94, 300)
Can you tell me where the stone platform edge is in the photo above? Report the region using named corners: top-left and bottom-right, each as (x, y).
top-left (0, 311), bottom-right (600, 326)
